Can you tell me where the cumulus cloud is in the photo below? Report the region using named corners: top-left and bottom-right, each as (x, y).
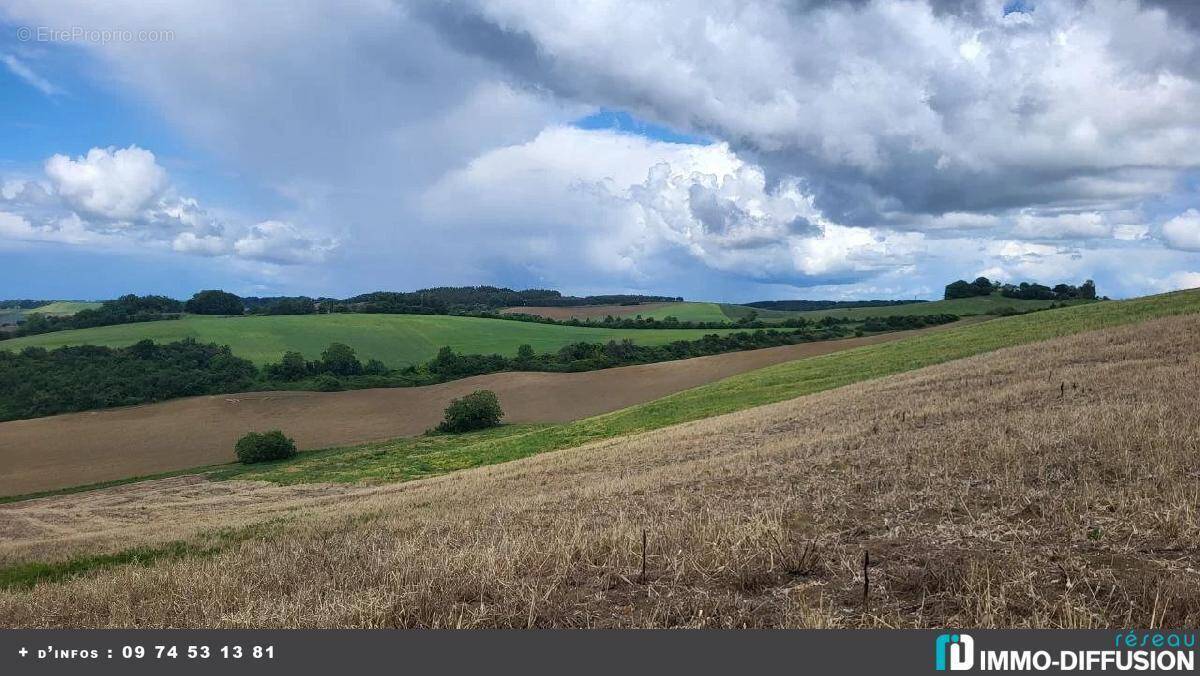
top-left (427, 0), bottom-right (1200, 231)
top-left (233, 220), bottom-right (338, 265)
top-left (44, 146), bottom-right (168, 221)
top-left (1, 145), bottom-right (336, 265)
top-left (2, 0), bottom-right (1199, 298)
top-left (1161, 209), bottom-right (1200, 251)
top-left (425, 126), bottom-right (921, 287)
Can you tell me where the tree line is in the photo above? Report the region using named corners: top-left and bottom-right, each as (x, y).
top-left (337, 287), bottom-right (680, 315)
top-left (944, 276), bottom-right (1098, 301)
top-left (0, 340), bottom-right (257, 421)
top-left (13, 295), bottom-right (185, 337)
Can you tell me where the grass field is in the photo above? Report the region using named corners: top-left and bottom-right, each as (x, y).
top-left (4, 300), bottom-right (1199, 627)
top-left (0, 313), bottom-right (739, 366)
top-left (24, 301), bottom-right (103, 316)
top-left (505, 301), bottom-right (733, 323)
top-left (721, 293), bottom-right (1091, 322)
top-left (630, 301), bottom-right (732, 323)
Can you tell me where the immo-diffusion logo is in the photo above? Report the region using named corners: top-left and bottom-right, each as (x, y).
top-left (935, 633), bottom-right (975, 671)
top-left (933, 632), bottom-right (1196, 672)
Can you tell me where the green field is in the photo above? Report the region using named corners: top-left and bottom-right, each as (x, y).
top-left (719, 293), bottom-right (1092, 322)
top-left (212, 290), bottom-right (1198, 488)
top-left (23, 301), bottom-right (103, 316)
top-left (0, 313), bottom-right (739, 367)
top-left (631, 301), bottom-right (732, 323)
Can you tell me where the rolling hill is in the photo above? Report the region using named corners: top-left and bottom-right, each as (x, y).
top-left (0, 313), bottom-right (741, 367)
top-left (2, 289), bottom-right (1198, 627)
top-left (721, 292), bottom-right (1092, 322)
top-left (24, 301), bottom-right (103, 316)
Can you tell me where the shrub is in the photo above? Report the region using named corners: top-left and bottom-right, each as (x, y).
top-left (314, 375), bottom-right (343, 392)
top-left (320, 342), bottom-right (362, 376)
top-left (437, 389), bottom-right (504, 433)
top-left (235, 430), bottom-right (297, 463)
top-left (264, 350), bottom-right (309, 381)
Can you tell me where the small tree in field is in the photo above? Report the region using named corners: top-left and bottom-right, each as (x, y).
top-left (235, 430), bottom-right (297, 463)
top-left (436, 390), bottom-right (503, 433)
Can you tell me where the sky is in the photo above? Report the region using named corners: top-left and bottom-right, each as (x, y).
top-left (1, 0), bottom-right (1199, 302)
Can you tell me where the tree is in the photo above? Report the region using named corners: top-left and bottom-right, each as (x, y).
top-left (436, 390), bottom-right (504, 433)
top-left (320, 342), bottom-right (362, 376)
top-left (269, 351), bottom-right (309, 380)
top-left (944, 280), bottom-right (976, 299)
top-left (1080, 279), bottom-right (1097, 300)
top-left (516, 344), bottom-right (535, 363)
top-left (185, 290), bottom-right (244, 315)
top-left (235, 430), bottom-right (297, 463)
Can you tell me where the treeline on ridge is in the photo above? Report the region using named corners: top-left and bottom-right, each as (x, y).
top-left (13, 295), bottom-right (185, 337)
top-left (338, 287), bottom-right (681, 315)
top-left (944, 276), bottom-right (1098, 301)
top-left (0, 300), bottom-right (53, 310)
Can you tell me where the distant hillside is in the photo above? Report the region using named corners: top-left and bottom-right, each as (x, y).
top-left (744, 299), bottom-right (927, 312)
top-left (344, 287), bottom-right (681, 314)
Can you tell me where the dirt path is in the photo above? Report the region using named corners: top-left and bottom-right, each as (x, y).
top-left (0, 323), bottom-right (965, 496)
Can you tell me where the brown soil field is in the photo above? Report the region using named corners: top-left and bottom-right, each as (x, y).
top-left (1, 315), bottom-right (1198, 628)
top-left (0, 325), bottom-right (954, 497)
top-left (498, 302), bottom-right (673, 319)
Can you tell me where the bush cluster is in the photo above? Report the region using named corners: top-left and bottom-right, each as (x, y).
top-left (436, 390), bottom-right (504, 433)
top-left (263, 343), bottom-right (387, 381)
top-left (235, 430), bottom-right (297, 463)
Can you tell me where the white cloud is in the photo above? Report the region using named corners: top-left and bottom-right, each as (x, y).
top-left (44, 146), bottom-right (167, 221)
top-left (1145, 270), bottom-right (1200, 293)
top-left (1161, 209), bottom-right (1200, 251)
top-left (172, 231), bottom-right (228, 256)
top-left (1, 53), bottom-right (62, 96)
top-left (425, 126), bottom-right (921, 286)
top-left (2, 0), bottom-right (1200, 299)
top-left (233, 220), bottom-right (337, 265)
top-left (1012, 212), bottom-right (1112, 240)
top-left (2, 145), bottom-right (338, 266)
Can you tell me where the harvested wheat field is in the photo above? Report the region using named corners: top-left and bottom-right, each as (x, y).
top-left (0, 325), bottom-right (952, 497)
top-left (2, 315), bottom-right (1199, 628)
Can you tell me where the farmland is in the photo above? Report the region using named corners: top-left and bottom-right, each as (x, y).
top-left (723, 292), bottom-right (1092, 321)
top-left (502, 300), bottom-right (731, 323)
top-left (507, 294), bottom-right (1093, 324)
top-left (0, 326), bottom-right (947, 497)
top-left (0, 301), bottom-right (100, 327)
top-left (1, 290), bottom-right (1198, 627)
top-left (0, 313), bottom-right (742, 367)
top-left (24, 301), bottom-right (103, 316)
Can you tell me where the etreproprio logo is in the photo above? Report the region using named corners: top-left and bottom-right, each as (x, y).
top-left (934, 632), bottom-right (1195, 672)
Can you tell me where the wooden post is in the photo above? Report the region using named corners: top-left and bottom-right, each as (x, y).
top-left (640, 529), bottom-right (648, 584)
top-left (862, 550), bottom-right (870, 609)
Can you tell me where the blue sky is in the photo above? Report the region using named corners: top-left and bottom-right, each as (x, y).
top-left (1, 0), bottom-right (1199, 302)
